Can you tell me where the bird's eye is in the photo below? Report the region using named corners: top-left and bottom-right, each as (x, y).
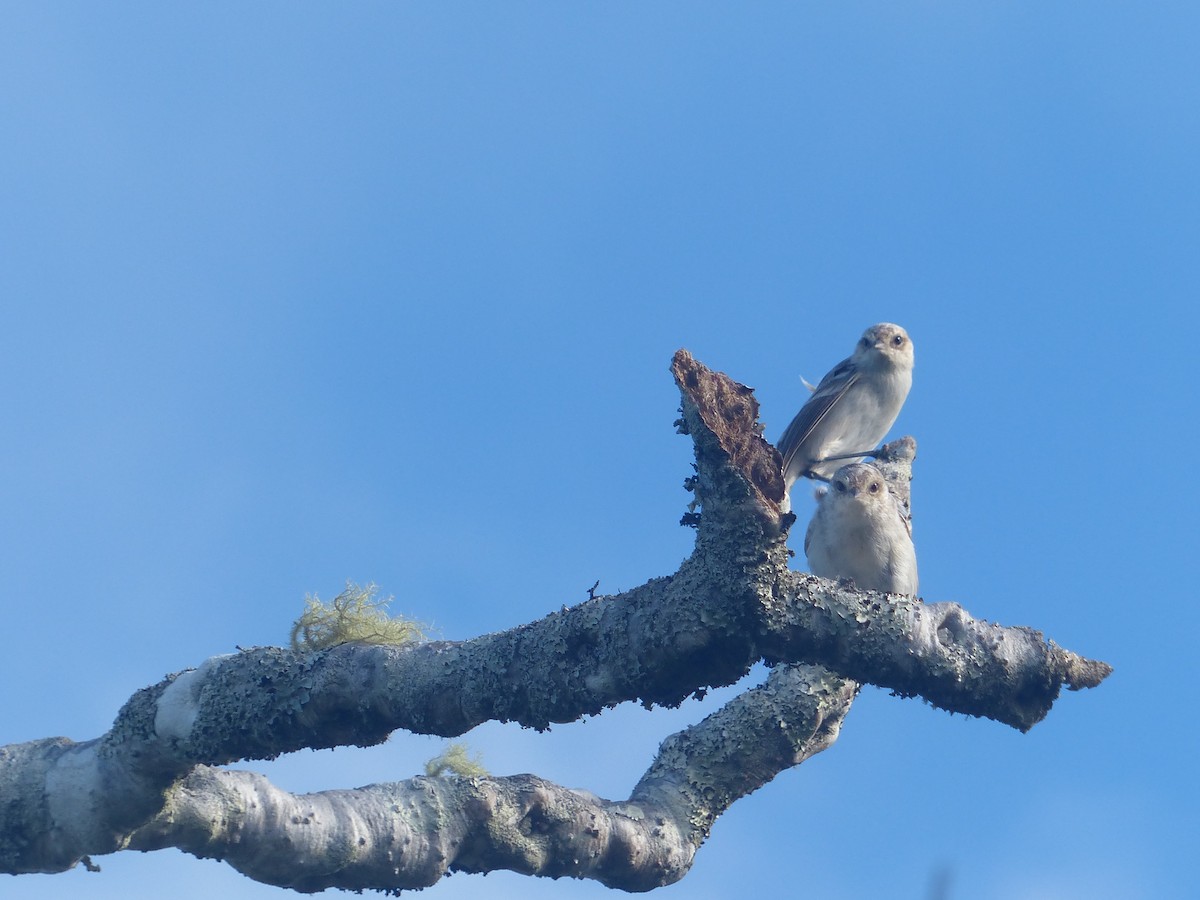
top-left (892, 334), bottom-right (904, 347)
top-left (859, 337), bottom-right (870, 348)
top-left (869, 482), bottom-right (880, 493)
top-left (835, 481), bottom-right (846, 492)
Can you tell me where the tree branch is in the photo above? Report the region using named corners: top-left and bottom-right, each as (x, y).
top-left (127, 666), bottom-right (855, 893)
top-left (0, 349), bottom-right (1111, 888)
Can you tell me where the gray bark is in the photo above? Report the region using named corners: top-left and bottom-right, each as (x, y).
top-left (0, 350), bottom-right (1111, 892)
top-left (126, 665), bottom-right (855, 893)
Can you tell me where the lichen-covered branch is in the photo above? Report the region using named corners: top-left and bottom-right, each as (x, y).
top-left (761, 583), bottom-right (1100, 732)
top-left (0, 349), bottom-right (1111, 887)
top-left (125, 665), bottom-right (855, 893)
top-left (669, 349), bottom-right (1110, 730)
top-left (631, 664), bottom-right (855, 849)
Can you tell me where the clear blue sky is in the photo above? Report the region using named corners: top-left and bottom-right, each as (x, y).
top-left (2, 4), bottom-right (1195, 898)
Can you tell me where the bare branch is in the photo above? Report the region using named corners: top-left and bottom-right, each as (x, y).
top-left (669, 349), bottom-right (1111, 731)
top-left (125, 666), bottom-right (855, 893)
top-left (0, 349), bottom-right (1111, 887)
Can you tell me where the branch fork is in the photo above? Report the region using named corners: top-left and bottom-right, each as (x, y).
top-left (0, 350), bottom-right (1111, 892)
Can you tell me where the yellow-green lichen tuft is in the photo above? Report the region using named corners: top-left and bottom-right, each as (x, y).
top-left (425, 742), bottom-right (489, 778)
top-left (290, 582), bottom-right (425, 652)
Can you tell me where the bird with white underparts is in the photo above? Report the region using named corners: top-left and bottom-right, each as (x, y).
top-left (804, 462), bottom-right (918, 596)
top-left (777, 323), bottom-right (914, 507)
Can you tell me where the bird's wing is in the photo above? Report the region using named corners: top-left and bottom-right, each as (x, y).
top-left (777, 357), bottom-right (859, 473)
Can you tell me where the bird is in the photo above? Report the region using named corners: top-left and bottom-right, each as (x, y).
top-left (804, 462), bottom-right (918, 596)
top-left (777, 323), bottom-right (914, 495)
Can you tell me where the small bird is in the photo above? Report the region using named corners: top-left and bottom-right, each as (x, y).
top-left (804, 462), bottom-right (918, 596)
top-left (777, 323), bottom-right (914, 492)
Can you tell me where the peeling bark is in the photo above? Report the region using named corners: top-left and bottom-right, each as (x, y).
top-left (0, 350), bottom-right (1112, 891)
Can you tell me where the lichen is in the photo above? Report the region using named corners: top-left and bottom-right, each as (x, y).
top-left (290, 582), bottom-right (426, 652)
top-left (424, 742), bottom-right (488, 779)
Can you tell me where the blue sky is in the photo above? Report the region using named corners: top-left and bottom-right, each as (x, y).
top-left (1, 4), bottom-right (1196, 898)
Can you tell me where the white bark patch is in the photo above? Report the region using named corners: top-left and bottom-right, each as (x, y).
top-left (154, 655), bottom-right (232, 741)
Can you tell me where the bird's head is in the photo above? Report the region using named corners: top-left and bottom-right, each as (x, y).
top-left (854, 322), bottom-right (913, 371)
top-left (829, 463), bottom-right (889, 503)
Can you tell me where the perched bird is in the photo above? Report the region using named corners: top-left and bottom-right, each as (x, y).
top-left (804, 462), bottom-right (918, 596)
top-left (778, 323), bottom-right (914, 492)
